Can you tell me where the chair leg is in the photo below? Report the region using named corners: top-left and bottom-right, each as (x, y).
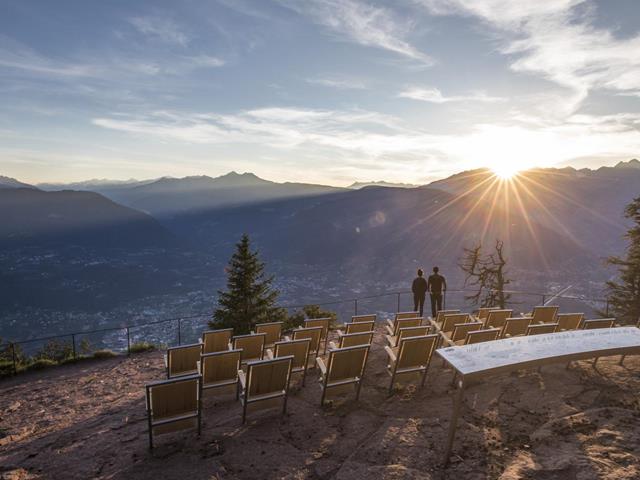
top-left (593, 357), bottom-right (599, 368)
top-left (356, 379), bottom-right (363, 401)
top-left (388, 373), bottom-right (395, 395)
top-left (282, 393), bottom-right (288, 416)
top-left (242, 401), bottom-right (247, 424)
top-left (619, 355), bottom-right (626, 366)
top-left (235, 380), bottom-right (240, 400)
top-left (302, 365), bottom-right (307, 387)
top-left (421, 368), bottom-right (428, 388)
top-left (320, 386), bottom-right (327, 406)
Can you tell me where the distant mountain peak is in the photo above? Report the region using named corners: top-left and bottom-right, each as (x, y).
top-left (614, 159), bottom-right (640, 169)
top-left (0, 175), bottom-right (36, 190)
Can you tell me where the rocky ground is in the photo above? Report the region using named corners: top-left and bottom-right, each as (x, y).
top-left (1, 326), bottom-right (640, 479)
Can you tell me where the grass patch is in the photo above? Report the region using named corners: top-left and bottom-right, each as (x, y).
top-left (26, 359), bottom-right (57, 371)
top-left (129, 342), bottom-right (156, 353)
top-left (93, 349), bottom-right (117, 359)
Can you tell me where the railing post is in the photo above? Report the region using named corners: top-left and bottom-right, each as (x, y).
top-left (354, 299), bottom-right (358, 316)
top-left (71, 334), bottom-right (76, 360)
top-left (605, 300), bottom-right (609, 317)
top-left (11, 343), bottom-right (17, 375)
top-left (126, 327), bottom-right (131, 355)
top-left (177, 319), bottom-right (182, 346)
top-left (444, 291), bottom-right (447, 310)
top-left (541, 294), bottom-right (546, 306)
top-left (397, 293), bottom-right (401, 312)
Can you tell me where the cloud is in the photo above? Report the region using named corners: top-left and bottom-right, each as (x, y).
top-left (398, 86), bottom-right (503, 103)
top-left (279, 0), bottom-right (432, 64)
top-left (91, 105), bottom-right (640, 173)
top-left (417, 0), bottom-right (640, 115)
top-left (306, 76), bottom-right (368, 89)
top-left (128, 16), bottom-right (190, 46)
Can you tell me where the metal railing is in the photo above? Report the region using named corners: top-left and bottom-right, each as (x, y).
top-left (0, 287), bottom-right (610, 376)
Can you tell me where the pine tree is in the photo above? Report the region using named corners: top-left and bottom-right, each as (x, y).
top-left (211, 234), bottom-right (286, 334)
top-left (606, 196), bottom-right (640, 324)
top-left (459, 239), bottom-right (511, 308)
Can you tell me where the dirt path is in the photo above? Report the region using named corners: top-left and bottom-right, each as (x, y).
top-left (2, 327), bottom-right (640, 479)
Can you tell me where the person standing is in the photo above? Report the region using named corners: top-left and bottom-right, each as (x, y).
top-left (411, 269), bottom-right (428, 317)
top-left (427, 266), bottom-right (447, 318)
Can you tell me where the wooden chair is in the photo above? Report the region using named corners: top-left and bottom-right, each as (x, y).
top-left (556, 313), bottom-right (584, 331)
top-left (439, 313), bottom-right (471, 334)
top-left (530, 305), bottom-right (559, 324)
top-left (385, 325), bottom-right (430, 347)
top-left (164, 343), bottom-right (202, 378)
top-left (582, 318), bottom-right (615, 330)
top-left (201, 328), bottom-right (233, 354)
top-left (199, 349), bottom-right (241, 399)
top-left (465, 328), bottom-right (501, 345)
top-left (431, 309), bottom-right (461, 325)
top-left (526, 323), bottom-right (558, 336)
top-left (330, 331), bottom-right (374, 349)
top-left (484, 309), bottom-right (513, 329)
top-left (267, 338), bottom-right (311, 386)
top-left (232, 333), bottom-right (266, 366)
top-left (145, 374), bottom-right (201, 449)
top-left (385, 334), bottom-right (438, 393)
top-left (385, 312), bottom-right (420, 332)
top-left (238, 356), bottom-right (293, 424)
top-left (290, 326), bottom-right (323, 368)
top-left (501, 317), bottom-right (531, 338)
top-left (317, 344), bottom-right (370, 406)
top-left (449, 321), bottom-right (483, 345)
top-left (385, 317), bottom-right (423, 337)
top-left (338, 321), bottom-right (375, 335)
top-left (475, 307), bottom-right (500, 321)
top-left (254, 322), bottom-right (283, 350)
top-left (351, 314), bottom-right (376, 323)
top-left (304, 317), bottom-right (332, 354)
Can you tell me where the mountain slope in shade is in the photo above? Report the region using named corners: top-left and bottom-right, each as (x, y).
top-left (88, 171), bottom-right (345, 217)
top-left (349, 181), bottom-right (419, 189)
top-left (37, 178), bottom-right (156, 191)
top-left (0, 175), bottom-right (37, 190)
top-left (0, 188), bottom-right (175, 248)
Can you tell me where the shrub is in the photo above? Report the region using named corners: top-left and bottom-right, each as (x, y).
top-left (35, 339), bottom-right (73, 362)
top-left (93, 349), bottom-right (117, 359)
top-left (129, 342), bottom-right (156, 353)
top-left (26, 359), bottom-right (57, 371)
top-left (284, 305), bottom-right (338, 331)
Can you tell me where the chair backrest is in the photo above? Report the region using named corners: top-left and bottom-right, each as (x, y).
top-left (337, 331), bottom-right (374, 348)
top-left (392, 317), bottom-right (422, 336)
top-left (435, 309), bottom-right (460, 324)
top-left (395, 311), bottom-right (420, 320)
top-left (246, 357), bottom-right (293, 400)
top-left (556, 313), bottom-right (584, 331)
top-left (485, 309), bottom-right (513, 328)
top-left (465, 328), bottom-right (500, 345)
top-left (531, 305), bottom-right (559, 323)
top-left (326, 345), bottom-right (370, 383)
top-left (582, 318), bottom-right (615, 330)
top-left (451, 321), bottom-right (483, 343)
top-left (292, 326), bottom-right (323, 353)
top-left (344, 321), bottom-right (375, 334)
top-left (255, 322), bottom-right (283, 346)
top-left (232, 333), bottom-right (266, 362)
top-left (396, 334), bottom-right (438, 370)
top-left (273, 339), bottom-right (311, 370)
top-left (526, 323), bottom-right (558, 336)
top-left (304, 318), bottom-right (331, 341)
top-left (396, 326), bottom-right (430, 344)
top-left (476, 307), bottom-right (500, 320)
top-left (167, 343), bottom-right (202, 378)
top-left (501, 317), bottom-right (531, 338)
top-left (201, 329), bottom-right (233, 354)
top-left (352, 314), bottom-right (376, 323)
top-left (441, 313), bottom-right (470, 333)
top-left (200, 350), bottom-right (241, 386)
top-left (147, 375), bottom-right (200, 427)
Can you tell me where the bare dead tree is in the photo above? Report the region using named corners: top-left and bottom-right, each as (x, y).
top-left (459, 239), bottom-right (511, 308)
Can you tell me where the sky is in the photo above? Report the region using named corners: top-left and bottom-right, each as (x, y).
top-left (1, 0), bottom-right (640, 186)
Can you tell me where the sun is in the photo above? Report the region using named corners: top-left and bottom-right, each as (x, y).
top-left (491, 163), bottom-right (521, 179)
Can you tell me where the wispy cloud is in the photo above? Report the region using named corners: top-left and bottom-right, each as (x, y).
top-left (306, 76), bottom-right (368, 90)
top-left (418, 0), bottom-right (640, 115)
top-left (279, 0), bottom-right (432, 64)
top-left (128, 16), bottom-right (190, 46)
top-left (398, 86), bottom-right (503, 103)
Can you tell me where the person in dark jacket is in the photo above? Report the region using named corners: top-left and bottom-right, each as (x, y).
top-left (427, 266), bottom-right (447, 318)
top-left (411, 269), bottom-right (428, 317)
